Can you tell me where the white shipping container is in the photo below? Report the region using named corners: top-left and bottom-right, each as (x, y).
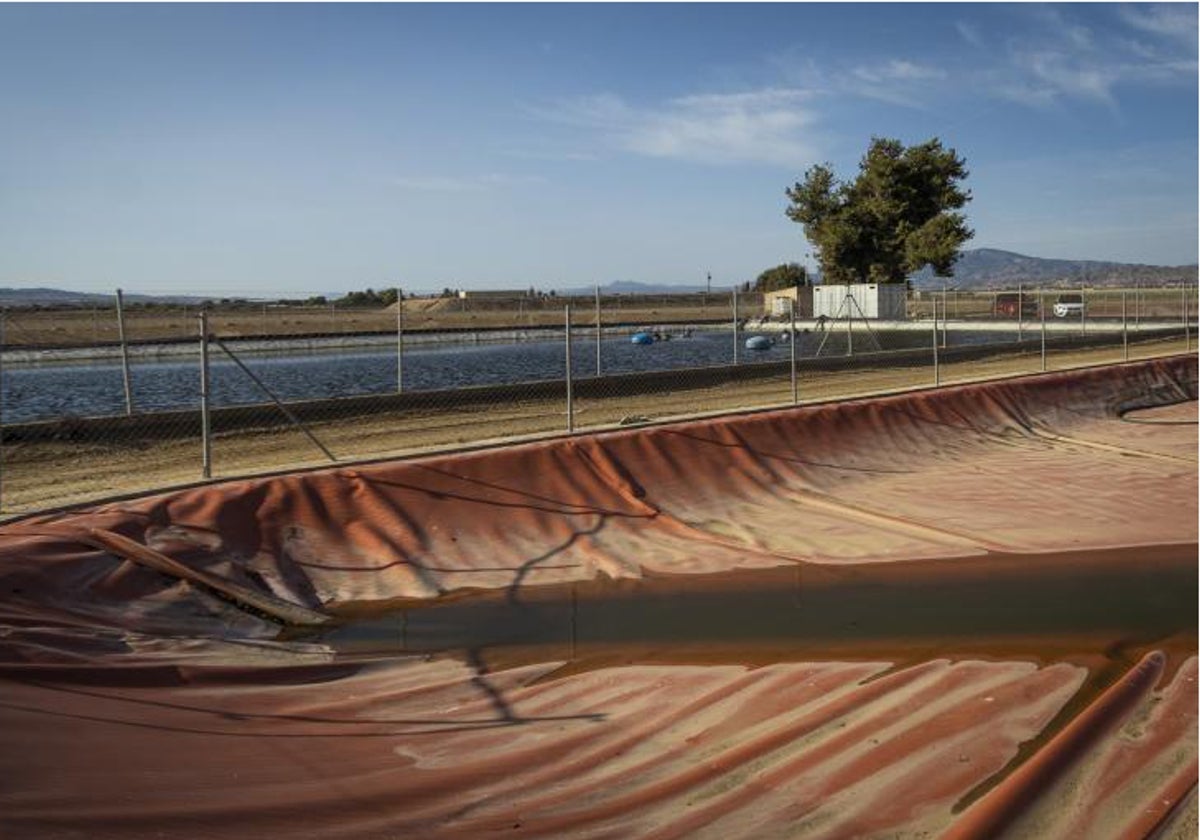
top-left (812, 284), bottom-right (906, 320)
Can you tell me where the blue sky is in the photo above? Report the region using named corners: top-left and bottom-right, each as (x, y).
top-left (0, 3), bottom-right (1195, 296)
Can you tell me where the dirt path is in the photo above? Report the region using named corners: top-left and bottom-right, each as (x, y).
top-left (3, 337), bottom-right (1191, 516)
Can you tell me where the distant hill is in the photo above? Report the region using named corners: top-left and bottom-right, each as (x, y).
top-left (0, 281), bottom-right (732, 307)
top-left (909, 249), bottom-right (1196, 289)
top-left (3, 250), bottom-right (1193, 308)
top-left (557, 280), bottom-right (732, 296)
top-left (0, 288), bottom-right (207, 307)
top-left (0, 287), bottom-right (116, 306)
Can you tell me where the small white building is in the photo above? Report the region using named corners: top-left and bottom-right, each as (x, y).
top-left (762, 286), bottom-right (814, 317)
top-left (812, 283), bottom-right (907, 320)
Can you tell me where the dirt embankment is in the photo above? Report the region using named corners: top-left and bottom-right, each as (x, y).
top-left (10, 286), bottom-right (1191, 348)
top-left (3, 297), bottom-right (749, 348)
top-left (0, 336), bottom-right (1190, 516)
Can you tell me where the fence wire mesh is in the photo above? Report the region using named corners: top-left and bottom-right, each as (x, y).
top-left (1, 283), bottom-right (1194, 517)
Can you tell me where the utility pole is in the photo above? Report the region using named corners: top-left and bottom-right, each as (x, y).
top-left (594, 285), bottom-right (602, 377)
top-left (564, 304), bottom-right (574, 433)
top-left (396, 287), bottom-right (404, 393)
top-left (732, 288), bottom-right (739, 364)
top-left (199, 311), bottom-right (211, 479)
top-left (115, 288), bottom-right (134, 416)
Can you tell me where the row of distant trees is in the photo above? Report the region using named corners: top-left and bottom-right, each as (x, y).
top-left (267, 271), bottom-right (787, 306)
top-left (174, 287), bottom-right (567, 310)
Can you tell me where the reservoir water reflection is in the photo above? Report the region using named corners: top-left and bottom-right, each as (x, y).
top-left (3, 328), bottom-right (1015, 423)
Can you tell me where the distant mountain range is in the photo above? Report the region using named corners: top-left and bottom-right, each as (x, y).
top-left (2, 249), bottom-right (1193, 306)
top-left (0, 287), bottom-right (207, 306)
top-left (908, 248), bottom-right (1196, 289)
top-left (582, 249), bottom-right (1196, 294)
top-left (557, 280), bottom-right (726, 296)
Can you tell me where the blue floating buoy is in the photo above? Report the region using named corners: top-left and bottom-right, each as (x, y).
top-left (745, 335), bottom-right (772, 351)
top-left (631, 332), bottom-right (655, 345)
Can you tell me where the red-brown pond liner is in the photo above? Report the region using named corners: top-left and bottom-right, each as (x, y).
top-left (0, 356), bottom-right (1196, 838)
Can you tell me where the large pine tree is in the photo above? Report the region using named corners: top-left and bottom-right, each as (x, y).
top-left (786, 137), bottom-right (973, 284)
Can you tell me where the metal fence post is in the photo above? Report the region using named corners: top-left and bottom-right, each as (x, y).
top-left (1081, 287), bottom-right (1087, 336)
top-left (1134, 280), bottom-right (1140, 331)
top-left (1122, 290), bottom-right (1129, 362)
top-left (1017, 284), bottom-right (1023, 343)
top-left (115, 288), bottom-right (134, 416)
top-left (595, 284), bottom-right (602, 376)
top-left (1040, 289), bottom-right (1047, 372)
top-left (732, 288), bottom-right (739, 364)
top-left (565, 304), bottom-right (574, 433)
top-left (845, 290), bottom-right (853, 356)
top-left (932, 296), bottom-right (940, 387)
top-left (1186, 284), bottom-right (1191, 353)
top-left (0, 308), bottom-right (5, 511)
top-left (790, 300), bottom-right (798, 405)
top-left (199, 311), bottom-right (212, 479)
top-left (396, 287), bottom-right (404, 393)
top-left (941, 284), bottom-right (948, 349)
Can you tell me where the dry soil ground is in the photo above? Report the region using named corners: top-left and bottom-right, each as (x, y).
top-left (4, 288), bottom-right (1191, 346)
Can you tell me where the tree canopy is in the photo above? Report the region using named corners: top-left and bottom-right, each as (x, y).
top-left (785, 137), bottom-right (973, 284)
top-left (336, 288), bottom-right (400, 307)
top-left (754, 263), bottom-right (810, 292)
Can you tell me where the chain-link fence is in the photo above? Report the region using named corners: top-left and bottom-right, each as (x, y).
top-left (1, 283), bottom-right (1194, 517)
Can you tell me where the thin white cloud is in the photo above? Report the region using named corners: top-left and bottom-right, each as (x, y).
top-left (1120, 37), bottom-right (1165, 61)
top-left (774, 7), bottom-right (1193, 115)
top-left (1064, 24), bottom-right (1095, 51)
top-left (992, 82), bottom-right (1061, 109)
top-left (853, 59), bottom-right (946, 84)
top-left (533, 88), bottom-right (821, 167)
top-left (768, 48), bottom-right (945, 109)
top-left (1010, 48), bottom-right (1121, 107)
top-left (956, 21), bottom-right (984, 48)
top-left (843, 59), bottom-right (947, 106)
top-left (723, 8), bottom-right (1189, 124)
top-left (1118, 4), bottom-right (1199, 44)
top-left (893, 59), bottom-right (947, 81)
top-left (993, 4), bottom-right (1195, 111)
